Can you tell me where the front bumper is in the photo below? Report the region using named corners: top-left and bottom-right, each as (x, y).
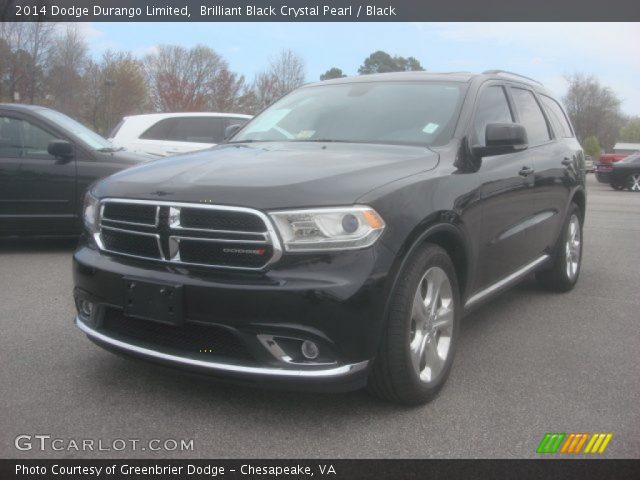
top-left (73, 242), bottom-right (395, 392)
top-left (75, 316), bottom-right (370, 391)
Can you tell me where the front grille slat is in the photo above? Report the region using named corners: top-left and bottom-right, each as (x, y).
top-left (97, 200), bottom-right (277, 270)
top-left (101, 228), bottom-right (161, 259)
top-left (102, 203), bottom-right (157, 226)
top-left (179, 208), bottom-right (266, 232)
top-left (179, 239), bottom-right (273, 268)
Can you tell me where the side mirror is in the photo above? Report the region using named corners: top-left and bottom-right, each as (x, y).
top-left (472, 123), bottom-right (528, 158)
top-left (48, 139), bottom-right (74, 158)
top-left (224, 124), bottom-right (243, 141)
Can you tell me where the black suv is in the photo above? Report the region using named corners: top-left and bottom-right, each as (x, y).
top-left (73, 71), bottom-right (585, 404)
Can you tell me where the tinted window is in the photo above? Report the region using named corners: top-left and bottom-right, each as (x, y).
top-left (540, 95), bottom-right (573, 138)
top-left (511, 88), bottom-right (551, 146)
top-left (0, 116), bottom-right (23, 158)
top-left (472, 86), bottom-right (513, 146)
top-left (0, 116), bottom-right (56, 159)
top-left (234, 82), bottom-right (466, 147)
top-left (140, 117), bottom-right (225, 144)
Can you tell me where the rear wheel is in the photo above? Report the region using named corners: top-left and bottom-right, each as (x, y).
top-left (627, 173), bottom-right (640, 192)
top-left (536, 203), bottom-right (582, 292)
top-left (368, 243), bottom-right (460, 405)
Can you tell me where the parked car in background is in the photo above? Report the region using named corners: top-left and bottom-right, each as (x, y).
top-left (74, 71), bottom-right (586, 405)
top-left (594, 152), bottom-right (628, 183)
top-left (0, 104), bottom-right (151, 238)
top-left (609, 152), bottom-right (640, 191)
top-left (584, 155), bottom-right (594, 173)
top-left (109, 112), bottom-right (252, 157)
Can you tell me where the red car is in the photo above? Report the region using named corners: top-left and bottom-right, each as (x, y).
top-left (594, 153), bottom-right (628, 183)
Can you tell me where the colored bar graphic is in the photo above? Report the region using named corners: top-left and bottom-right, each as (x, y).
top-left (539, 433), bottom-right (613, 454)
top-left (536, 433), bottom-right (566, 453)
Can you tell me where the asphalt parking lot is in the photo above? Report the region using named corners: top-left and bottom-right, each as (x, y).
top-left (1, 174), bottom-right (639, 459)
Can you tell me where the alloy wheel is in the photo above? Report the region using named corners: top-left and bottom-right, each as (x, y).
top-left (409, 266), bottom-right (454, 384)
top-left (565, 214), bottom-right (581, 281)
top-left (629, 174), bottom-right (640, 192)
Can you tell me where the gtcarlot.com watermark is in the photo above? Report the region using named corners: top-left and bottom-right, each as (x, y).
top-left (15, 434), bottom-right (194, 452)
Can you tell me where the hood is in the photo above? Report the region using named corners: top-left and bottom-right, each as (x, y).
top-left (95, 148), bottom-right (158, 165)
top-left (93, 142), bottom-right (439, 209)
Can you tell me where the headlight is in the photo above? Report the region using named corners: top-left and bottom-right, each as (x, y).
top-left (83, 191), bottom-right (99, 233)
top-left (269, 206), bottom-right (385, 252)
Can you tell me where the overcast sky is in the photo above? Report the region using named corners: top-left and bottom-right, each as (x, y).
top-left (79, 22), bottom-right (640, 115)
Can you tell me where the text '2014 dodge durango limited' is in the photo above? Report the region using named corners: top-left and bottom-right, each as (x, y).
top-left (73, 71), bottom-right (585, 404)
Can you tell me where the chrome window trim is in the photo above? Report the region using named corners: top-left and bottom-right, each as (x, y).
top-left (96, 198), bottom-right (283, 271)
top-left (76, 317), bottom-right (367, 379)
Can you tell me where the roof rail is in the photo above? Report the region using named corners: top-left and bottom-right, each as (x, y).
top-left (482, 70), bottom-right (544, 86)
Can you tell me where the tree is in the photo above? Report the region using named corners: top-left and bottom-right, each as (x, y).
top-left (582, 136), bottom-right (601, 158)
top-left (563, 73), bottom-right (624, 152)
top-left (250, 49), bottom-right (306, 112)
top-left (619, 117), bottom-right (640, 143)
top-left (145, 45), bottom-right (224, 112)
top-left (357, 50), bottom-right (424, 75)
top-left (0, 22), bottom-right (55, 104)
top-left (83, 52), bottom-right (149, 134)
top-left (0, 37), bottom-right (10, 101)
top-left (320, 67), bottom-right (346, 81)
top-left (46, 25), bottom-right (88, 115)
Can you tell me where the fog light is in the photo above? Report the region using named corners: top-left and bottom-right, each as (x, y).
top-left (301, 340), bottom-right (319, 360)
top-left (79, 300), bottom-right (94, 319)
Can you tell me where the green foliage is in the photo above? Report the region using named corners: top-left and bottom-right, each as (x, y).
top-left (619, 117), bottom-right (640, 143)
top-left (357, 50), bottom-right (424, 75)
top-left (320, 67), bottom-right (346, 81)
top-left (582, 135), bottom-right (601, 157)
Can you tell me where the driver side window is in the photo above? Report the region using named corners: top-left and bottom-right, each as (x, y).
top-left (472, 86), bottom-right (514, 146)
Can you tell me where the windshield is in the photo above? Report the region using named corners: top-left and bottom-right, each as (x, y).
top-left (38, 109), bottom-right (114, 150)
top-left (232, 81), bottom-right (466, 147)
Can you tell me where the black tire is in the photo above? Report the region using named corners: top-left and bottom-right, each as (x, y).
top-left (368, 243), bottom-right (460, 405)
top-left (611, 183), bottom-right (625, 191)
top-left (536, 203), bottom-right (583, 292)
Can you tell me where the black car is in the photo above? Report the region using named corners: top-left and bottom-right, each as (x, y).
top-left (73, 71), bottom-right (586, 404)
top-left (0, 104), bottom-right (151, 238)
top-left (609, 152), bottom-right (640, 191)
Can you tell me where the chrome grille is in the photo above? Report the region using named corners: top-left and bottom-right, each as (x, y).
top-left (96, 199), bottom-right (281, 270)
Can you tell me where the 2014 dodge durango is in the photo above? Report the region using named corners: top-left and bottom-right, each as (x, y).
top-left (73, 71), bottom-right (586, 404)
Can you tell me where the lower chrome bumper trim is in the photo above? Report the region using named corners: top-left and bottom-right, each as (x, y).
top-left (75, 317), bottom-right (369, 379)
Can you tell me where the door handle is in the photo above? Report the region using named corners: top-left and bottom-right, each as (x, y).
top-left (561, 157), bottom-right (573, 166)
top-left (519, 166), bottom-right (534, 177)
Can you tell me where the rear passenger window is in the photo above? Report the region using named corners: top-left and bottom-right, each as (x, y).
top-left (472, 86), bottom-right (513, 146)
top-left (511, 88), bottom-right (551, 146)
top-left (140, 117), bottom-right (226, 144)
top-left (540, 95), bottom-right (573, 138)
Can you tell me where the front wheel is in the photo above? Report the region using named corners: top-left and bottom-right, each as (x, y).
top-left (368, 243), bottom-right (460, 405)
top-left (536, 203), bottom-right (582, 292)
top-left (627, 173), bottom-right (640, 192)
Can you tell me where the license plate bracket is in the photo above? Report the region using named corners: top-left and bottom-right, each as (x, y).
top-left (123, 278), bottom-right (184, 326)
